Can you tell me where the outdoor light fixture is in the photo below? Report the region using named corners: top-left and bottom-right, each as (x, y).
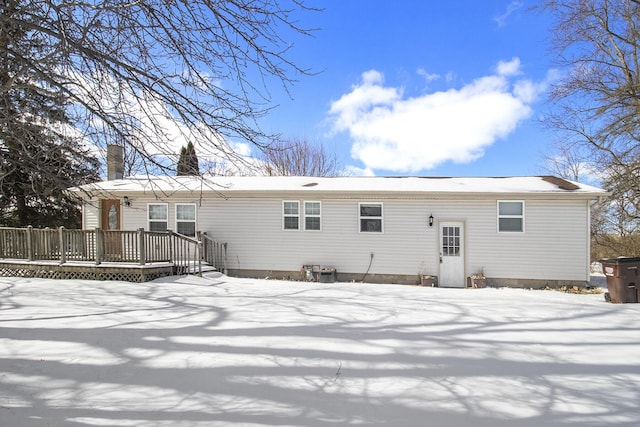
top-left (123, 196), bottom-right (130, 207)
top-left (429, 214), bottom-right (434, 227)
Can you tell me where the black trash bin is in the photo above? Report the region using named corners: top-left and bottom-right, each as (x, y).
top-left (600, 257), bottom-right (640, 303)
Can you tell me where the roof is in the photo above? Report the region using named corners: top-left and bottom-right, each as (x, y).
top-left (70, 175), bottom-right (608, 199)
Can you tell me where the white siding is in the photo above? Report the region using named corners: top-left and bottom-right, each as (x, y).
top-left (83, 202), bottom-right (99, 229)
top-left (119, 197), bottom-right (202, 232)
top-left (459, 199), bottom-right (590, 281)
top-left (205, 198), bottom-right (439, 277)
top-left (210, 197), bottom-right (590, 281)
top-left (97, 194), bottom-right (592, 282)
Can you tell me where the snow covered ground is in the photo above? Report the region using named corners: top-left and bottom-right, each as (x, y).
top-left (1, 274), bottom-right (639, 427)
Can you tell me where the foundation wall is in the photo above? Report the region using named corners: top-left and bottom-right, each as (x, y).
top-left (227, 269), bottom-right (589, 289)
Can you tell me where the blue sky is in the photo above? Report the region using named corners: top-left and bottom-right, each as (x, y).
top-left (255, 0), bottom-right (559, 177)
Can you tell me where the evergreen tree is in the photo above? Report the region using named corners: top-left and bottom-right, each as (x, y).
top-left (0, 0), bottom-right (99, 228)
top-left (177, 142), bottom-right (200, 176)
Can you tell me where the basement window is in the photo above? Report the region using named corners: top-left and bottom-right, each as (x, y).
top-left (498, 201), bottom-right (524, 232)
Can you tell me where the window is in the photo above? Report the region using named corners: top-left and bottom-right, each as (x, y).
top-left (283, 201), bottom-right (300, 230)
top-left (176, 203), bottom-right (196, 237)
top-left (359, 203), bottom-right (383, 232)
top-left (442, 226), bottom-right (461, 256)
top-left (148, 203), bottom-right (168, 232)
top-left (304, 201), bottom-right (321, 231)
top-left (498, 201), bottom-right (524, 232)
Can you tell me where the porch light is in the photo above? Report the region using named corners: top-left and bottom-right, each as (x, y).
top-left (123, 196), bottom-right (131, 207)
top-left (429, 214), bottom-right (434, 227)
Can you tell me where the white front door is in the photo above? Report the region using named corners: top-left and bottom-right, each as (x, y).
top-left (439, 221), bottom-right (465, 287)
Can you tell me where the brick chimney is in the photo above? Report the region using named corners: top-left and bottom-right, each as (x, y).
top-left (106, 145), bottom-right (124, 180)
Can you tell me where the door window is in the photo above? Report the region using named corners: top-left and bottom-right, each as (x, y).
top-left (108, 205), bottom-right (118, 230)
top-left (442, 226), bottom-right (460, 256)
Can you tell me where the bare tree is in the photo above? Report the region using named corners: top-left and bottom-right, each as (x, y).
top-left (541, 141), bottom-right (593, 182)
top-left (259, 137), bottom-right (342, 176)
top-left (1, 0), bottom-right (317, 174)
top-left (541, 0), bottom-right (640, 256)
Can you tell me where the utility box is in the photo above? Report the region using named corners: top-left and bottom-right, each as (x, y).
top-left (600, 257), bottom-right (640, 303)
top-left (317, 268), bottom-right (336, 283)
top-left (302, 265), bottom-right (336, 283)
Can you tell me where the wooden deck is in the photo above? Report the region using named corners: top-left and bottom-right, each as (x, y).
top-left (0, 227), bottom-right (226, 282)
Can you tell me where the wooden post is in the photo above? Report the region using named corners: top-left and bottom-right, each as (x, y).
top-left (197, 240), bottom-right (203, 277)
top-left (26, 225), bottom-right (33, 261)
top-left (138, 228), bottom-right (146, 265)
top-left (201, 232), bottom-right (208, 265)
top-left (59, 226), bottom-right (66, 264)
top-left (95, 228), bottom-right (103, 265)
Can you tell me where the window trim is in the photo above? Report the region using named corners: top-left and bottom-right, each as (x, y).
top-left (282, 200), bottom-right (300, 231)
top-left (497, 200), bottom-right (525, 233)
top-left (147, 203), bottom-right (169, 232)
top-left (359, 202), bottom-right (383, 233)
top-left (304, 201), bottom-right (322, 231)
top-left (175, 203), bottom-right (197, 237)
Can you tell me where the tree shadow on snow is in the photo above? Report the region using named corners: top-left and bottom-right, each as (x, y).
top-left (0, 276), bottom-right (639, 427)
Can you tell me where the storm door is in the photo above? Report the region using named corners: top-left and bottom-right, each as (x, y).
top-left (439, 221), bottom-right (465, 287)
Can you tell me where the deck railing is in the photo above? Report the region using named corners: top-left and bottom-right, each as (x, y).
top-left (0, 226), bottom-right (226, 277)
top-left (200, 232), bottom-right (227, 274)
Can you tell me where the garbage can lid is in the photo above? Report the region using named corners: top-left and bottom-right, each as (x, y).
top-left (599, 257), bottom-right (640, 264)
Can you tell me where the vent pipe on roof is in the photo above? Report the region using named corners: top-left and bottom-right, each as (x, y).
top-left (106, 145), bottom-right (124, 180)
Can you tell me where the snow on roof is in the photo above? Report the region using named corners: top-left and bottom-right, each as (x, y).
top-left (71, 175), bottom-right (608, 198)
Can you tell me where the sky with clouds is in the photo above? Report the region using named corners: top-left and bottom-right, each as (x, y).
top-left (249, 0), bottom-right (560, 177)
top-left (328, 58), bottom-right (545, 174)
top-left (127, 1), bottom-right (559, 178)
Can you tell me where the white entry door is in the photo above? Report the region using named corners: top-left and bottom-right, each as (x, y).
top-left (439, 222), bottom-right (465, 287)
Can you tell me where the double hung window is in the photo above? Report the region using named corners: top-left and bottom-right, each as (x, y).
top-left (304, 201), bottom-right (321, 231)
top-left (283, 201), bottom-right (300, 230)
top-left (498, 201), bottom-right (524, 232)
top-left (359, 203), bottom-right (383, 233)
top-left (148, 204), bottom-right (168, 232)
top-left (176, 203), bottom-right (197, 237)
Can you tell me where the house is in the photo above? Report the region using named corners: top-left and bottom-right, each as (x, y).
top-left (70, 167), bottom-right (608, 288)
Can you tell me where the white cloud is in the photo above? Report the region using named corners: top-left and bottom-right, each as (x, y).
top-left (343, 165), bottom-right (376, 177)
top-left (497, 57), bottom-right (521, 76)
top-left (417, 68), bottom-right (440, 84)
top-left (328, 59), bottom-right (543, 173)
top-left (494, 1), bottom-right (523, 28)
top-left (445, 71), bottom-right (456, 84)
top-left (361, 69), bottom-right (384, 85)
top-left (68, 69), bottom-right (257, 175)
top-left (329, 70), bottom-right (402, 131)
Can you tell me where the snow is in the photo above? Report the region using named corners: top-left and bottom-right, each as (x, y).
top-left (71, 175), bottom-right (608, 198)
top-left (1, 274), bottom-right (639, 427)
